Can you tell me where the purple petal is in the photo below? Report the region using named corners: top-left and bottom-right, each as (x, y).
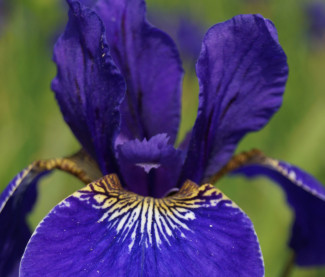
top-left (94, 0), bottom-right (183, 143)
top-left (234, 155), bottom-right (325, 266)
top-left (306, 2), bottom-right (325, 45)
top-left (180, 14), bottom-right (288, 184)
top-left (0, 165), bottom-right (47, 276)
top-left (0, 152), bottom-right (96, 276)
top-left (52, 0), bottom-right (125, 174)
top-left (117, 134), bottom-right (184, 198)
top-left (21, 175), bottom-right (264, 276)
top-left (147, 11), bottom-right (204, 64)
top-left (177, 17), bottom-right (205, 63)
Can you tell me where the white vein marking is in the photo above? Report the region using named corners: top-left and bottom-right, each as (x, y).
top-left (74, 182), bottom-right (228, 252)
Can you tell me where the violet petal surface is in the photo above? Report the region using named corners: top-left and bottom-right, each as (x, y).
top-left (234, 157), bottom-right (325, 266)
top-left (181, 14), bottom-right (288, 184)
top-left (20, 175), bottom-right (264, 276)
top-left (52, 0), bottom-right (125, 174)
top-left (94, 0), bottom-right (183, 143)
top-left (117, 134), bottom-right (184, 197)
top-left (0, 166), bottom-right (47, 276)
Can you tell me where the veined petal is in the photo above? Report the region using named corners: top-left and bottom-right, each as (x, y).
top-left (0, 166), bottom-right (43, 276)
top-left (20, 174), bottom-right (264, 276)
top-left (117, 134), bottom-right (184, 198)
top-left (0, 154), bottom-right (93, 276)
top-left (231, 150), bottom-right (325, 266)
top-left (181, 14), bottom-right (288, 184)
top-left (94, 0), bottom-right (183, 143)
top-left (52, 0), bottom-right (126, 174)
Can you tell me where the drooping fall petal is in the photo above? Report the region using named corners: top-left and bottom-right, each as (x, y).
top-left (233, 151), bottom-right (325, 266)
top-left (0, 153), bottom-right (92, 276)
top-left (20, 175), bottom-right (264, 276)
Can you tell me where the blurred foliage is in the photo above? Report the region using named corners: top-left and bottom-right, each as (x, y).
top-left (1, 0), bottom-right (325, 276)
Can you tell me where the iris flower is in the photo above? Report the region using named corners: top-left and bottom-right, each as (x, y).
top-left (147, 11), bottom-right (204, 64)
top-left (306, 1), bottom-right (325, 48)
top-left (1, 0), bottom-right (325, 276)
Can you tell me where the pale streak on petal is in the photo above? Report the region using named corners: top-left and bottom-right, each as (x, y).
top-left (73, 174), bottom-right (232, 252)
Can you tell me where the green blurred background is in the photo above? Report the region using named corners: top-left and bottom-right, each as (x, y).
top-left (1, 0), bottom-right (325, 276)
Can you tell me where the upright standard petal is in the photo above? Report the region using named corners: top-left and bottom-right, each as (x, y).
top-left (52, 1), bottom-right (126, 174)
top-left (117, 134), bottom-right (184, 198)
top-left (94, 0), bottom-right (183, 143)
top-left (180, 14), bottom-right (288, 184)
top-left (231, 150), bottom-right (325, 266)
top-left (0, 155), bottom-right (92, 277)
top-left (21, 174), bottom-right (264, 276)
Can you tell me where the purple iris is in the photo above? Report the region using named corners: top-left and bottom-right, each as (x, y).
top-left (1, 0), bottom-right (325, 276)
top-left (147, 10), bottom-right (204, 65)
top-left (306, 1), bottom-right (325, 47)
top-left (0, 0), bottom-right (12, 35)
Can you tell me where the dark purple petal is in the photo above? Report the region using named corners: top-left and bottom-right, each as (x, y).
top-left (117, 134), bottom-right (184, 198)
top-left (94, 0), bottom-right (183, 143)
top-left (177, 17), bottom-right (205, 63)
top-left (0, 166), bottom-right (46, 276)
top-left (0, 153), bottom-right (96, 276)
top-left (148, 11), bottom-right (204, 65)
top-left (233, 155), bottom-right (325, 266)
top-left (180, 14), bottom-right (288, 185)
top-left (20, 175), bottom-right (264, 276)
top-left (52, 0), bottom-right (125, 174)
top-left (306, 2), bottom-right (325, 45)
top-left (77, 0), bottom-right (97, 6)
